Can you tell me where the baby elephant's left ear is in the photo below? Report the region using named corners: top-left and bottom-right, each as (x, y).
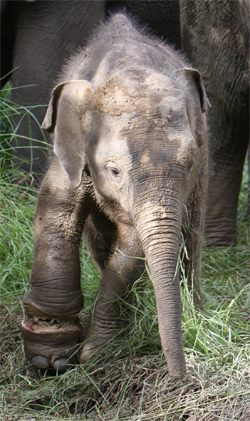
top-left (177, 68), bottom-right (211, 113)
top-left (42, 80), bottom-right (94, 187)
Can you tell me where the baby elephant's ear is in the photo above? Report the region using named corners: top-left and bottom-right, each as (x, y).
top-left (42, 80), bottom-right (94, 187)
top-left (176, 68), bottom-right (211, 113)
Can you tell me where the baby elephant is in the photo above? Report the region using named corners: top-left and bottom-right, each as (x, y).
top-left (21, 13), bottom-right (209, 378)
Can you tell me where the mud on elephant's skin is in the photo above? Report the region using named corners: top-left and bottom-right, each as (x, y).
top-left (21, 13), bottom-right (209, 378)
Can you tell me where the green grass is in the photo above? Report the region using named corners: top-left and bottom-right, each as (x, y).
top-left (0, 82), bottom-right (50, 179)
top-left (0, 85), bottom-right (249, 420)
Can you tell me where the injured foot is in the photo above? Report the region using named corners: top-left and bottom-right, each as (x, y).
top-left (21, 314), bottom-right (83, 372)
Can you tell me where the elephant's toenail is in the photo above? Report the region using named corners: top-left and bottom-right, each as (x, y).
top-left (53, 358), bottom-right (72, 373)
top-left (31, 356), bottom-right (50, 369)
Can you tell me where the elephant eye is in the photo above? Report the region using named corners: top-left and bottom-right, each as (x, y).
top-left (106, 163), bottom-right (122, 182)
top-left (111, 168), bottom-right (120, 176)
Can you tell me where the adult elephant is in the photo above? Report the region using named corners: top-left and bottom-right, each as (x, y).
top-left (180, 0), bottom-right (249, 245)
top-left (1, 0), bottom-right (249, 243)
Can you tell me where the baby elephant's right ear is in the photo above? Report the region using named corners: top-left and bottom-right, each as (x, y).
top-left (42, 80), bottom-right (94, 187)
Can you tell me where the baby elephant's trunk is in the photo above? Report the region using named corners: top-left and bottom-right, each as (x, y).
top-left (133, 194), bottom-right (186, 378)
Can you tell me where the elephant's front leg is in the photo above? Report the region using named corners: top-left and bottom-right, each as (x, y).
top-left (21, 156), bottom-right (93, 371)
top-left (80, 222), bottom-right (145, 363)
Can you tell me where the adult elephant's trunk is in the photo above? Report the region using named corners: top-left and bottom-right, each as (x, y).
top-left (134, 193), bottom-right (186, 378)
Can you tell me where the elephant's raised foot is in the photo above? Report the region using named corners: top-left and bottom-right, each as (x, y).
top-left (21, 315), bottom-right (83, 372)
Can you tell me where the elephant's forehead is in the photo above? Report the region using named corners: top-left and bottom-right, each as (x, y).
top-left (94, 107), bottom-right (191, 173)
top-left (94, 72), bottom-right (184, 117)
top-left (94, 115), bottom-right (132, 168)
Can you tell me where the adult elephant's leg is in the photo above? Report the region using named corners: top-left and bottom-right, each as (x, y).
top-left (80, 223), bottom-right (145, 363)
top-left (21, 156), bottom-right (94, 372)
top-left (205, 121), bottom-right (249, 246)
top-left (180, 0), bottom-right (249, 246)
top-left (11, 0), bottom-right (105, 177)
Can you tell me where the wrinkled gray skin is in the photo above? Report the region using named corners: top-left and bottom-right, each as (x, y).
top-left (180, 0), bottom-right (250, 245)
top-left (21, 14), bottom-right (209, 378)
